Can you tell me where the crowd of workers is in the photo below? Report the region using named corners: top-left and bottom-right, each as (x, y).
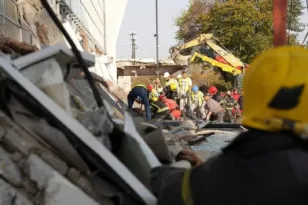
top-left (127, 70), bottom-right (243, 122)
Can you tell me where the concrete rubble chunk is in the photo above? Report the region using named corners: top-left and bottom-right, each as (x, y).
top-left (3, 128), bottom-right (34, 155)
top-left (0, 178), bottom-right (33, 205)
top-left (37, 150), bottom-right (68, 175)
top-left (77, 107), bottom-right (113, 150)
top-left (8, 97), bottom-right (89, 173)
top-left (0, 147), bottom-right (23, 186)
top-left (26, 154), bottom-right (100, 205)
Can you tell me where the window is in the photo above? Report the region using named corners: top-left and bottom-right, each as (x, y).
top-left (0, 0), bottom-right (38, 46)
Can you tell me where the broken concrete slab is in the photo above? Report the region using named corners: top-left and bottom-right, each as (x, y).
top-left (0, 147), bottom-right (23, 186)
top-left (26, 154), bottom-right (100, 205)
top-left (0, 178), bottom-right (33, 205)
top-left (77, 107), bottom-right (113, 150)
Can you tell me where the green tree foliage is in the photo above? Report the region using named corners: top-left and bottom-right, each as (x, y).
top-left (175, 0), bottom-right (304, 63)
top-left (287, 0), bottom-right (304, 33)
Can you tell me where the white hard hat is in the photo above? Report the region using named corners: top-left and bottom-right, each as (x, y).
top-left (163, 72), bottom-right (170, 78)
top-left (177, 74), bottom-right (182, 78)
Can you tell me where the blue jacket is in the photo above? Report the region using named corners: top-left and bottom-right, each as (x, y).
top-left (127, 86), bottom-right (151, 120)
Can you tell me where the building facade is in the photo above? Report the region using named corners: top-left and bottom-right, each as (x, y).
top-left (0, 0), bottom-right (127, 84)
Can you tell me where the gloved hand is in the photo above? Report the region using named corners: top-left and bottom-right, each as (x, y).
top-left (206, 116), bottom-right (210, 121)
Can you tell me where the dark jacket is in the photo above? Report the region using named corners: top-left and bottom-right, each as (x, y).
top-left (152, 129), bottom-right (308, 205)
top-left (127, 86), bottom-right (151, 120)
top-left (212, 93), bottom-right (223, 103)
top-left (150, 101), bottom-right (170, 116)
top-left (222, 96), bottom-right (237, 110)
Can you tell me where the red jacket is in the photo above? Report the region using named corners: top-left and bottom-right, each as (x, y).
top-left (232, 93), bottom-right (240, 102)
top-left (163, 98), bottom-right (177, 110)
top-left (163, 98), bottom-right (181, 120)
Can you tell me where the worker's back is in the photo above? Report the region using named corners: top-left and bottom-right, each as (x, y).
top-left (189, 130), bottom-right (308, 205)
top-left (155, 130), bottom-right (308, 205)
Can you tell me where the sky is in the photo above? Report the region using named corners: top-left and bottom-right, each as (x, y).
top-left (116, 0), bottom-right (308, 60)
top-left (116, 0), bottom-right (189, 59)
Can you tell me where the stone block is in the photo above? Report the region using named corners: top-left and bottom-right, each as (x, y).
top-left (66, 168), bottom-right (93, 195)
top-left (37, 151), bottom-right (68, 175)
top-left (26, 154), bottom-right (99, 205)
top-left (0, 147), bottom-right (22, 186)
top-left (2, 128), bottom-right (34, 155)
top-left (0, 178), bottom-right (33, 205)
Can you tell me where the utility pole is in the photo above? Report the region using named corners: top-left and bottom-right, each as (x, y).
top-left (129, 31), bottom-right (138, 60)
top-left (154, 0), bottom-right (159, 76)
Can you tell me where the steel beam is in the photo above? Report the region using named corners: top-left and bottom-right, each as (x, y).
top-left (117, 65), bottom-right (185, 76)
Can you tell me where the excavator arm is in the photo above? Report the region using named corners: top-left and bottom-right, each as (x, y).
top-left (179, 34), bottom-right (213, 50)
top-left (177, 33), bottom-right (246, 69)
top-left (190, 52), bottom-right (241, 75)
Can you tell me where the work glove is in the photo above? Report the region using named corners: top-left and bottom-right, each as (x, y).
top-left (206, 116), bottom-right (210, 121)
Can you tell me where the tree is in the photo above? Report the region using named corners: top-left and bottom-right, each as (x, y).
top-left (175, 0), bottom-right (304, 63)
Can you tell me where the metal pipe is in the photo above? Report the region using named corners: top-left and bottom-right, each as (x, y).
top-left (155, 0), bottom-right (159, 76)
top-left (273, 0), bottom-right (288, 47)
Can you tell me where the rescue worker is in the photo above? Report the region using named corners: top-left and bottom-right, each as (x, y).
top-left (178, 71), bottom-right (192, 112)
top-left (204, 93), bottom-right (225, 122)
top-left (127, 84), bottom-right (151, 120)
top-left (151, 46), bottom-right (308, 205)
top-left (208, 85), bottom-right (223, 103)
top-left (152, 78), bottom-right (164, 93)
top-left (160, 94), bottom-right (181, 120)
top-left (148, 84), bottom-right (158, 101)
top-left (165, 82), bottom-right (178, 100)
top-left (188, 85), bottom-right (206, 119)
top-left (150, 96), bottom-right (170, 120)
top-left (163, 72), bottom-right (179, 91)
top-left (222, 91), bottom-right (237, 123)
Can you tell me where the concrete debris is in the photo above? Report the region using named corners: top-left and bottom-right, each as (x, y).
top-left (26, 154), bottom-right (99, 205)
top-left (0, 178), bottom-right (33, 205)
top-left (0, 40), bottom-right (244, 205)
top-left (77, 107), bottom-right (113, 150)
top-left (0, 147), bottom-right (23, 186)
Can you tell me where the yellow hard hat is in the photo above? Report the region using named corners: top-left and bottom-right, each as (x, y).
top-left (242, 46), bottom-right (308, 136)
top-left (152, 97), bottom-right (158, 102)
top-left (170, 82), bottom-right (177, 91)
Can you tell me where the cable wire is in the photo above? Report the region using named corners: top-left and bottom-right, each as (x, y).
top-left (40, 0), bottom-right (103, 107)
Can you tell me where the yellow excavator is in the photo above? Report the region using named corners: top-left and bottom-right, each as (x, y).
top-left (170, 33), bottom-right (248, 75)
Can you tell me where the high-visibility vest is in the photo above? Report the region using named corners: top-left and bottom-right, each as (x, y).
top-left (135, 84), bottom-right (147, 90)
top-left (150, 102), bottom-right (169, 113)
top-left (164, 78), bottom-right (178, 88)
top-left (149, 89), bottom-right (158, 100)
top-left (179, 77), bottom-right (190, 94)
top-left (191, 91), bottom-right (204, 106)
